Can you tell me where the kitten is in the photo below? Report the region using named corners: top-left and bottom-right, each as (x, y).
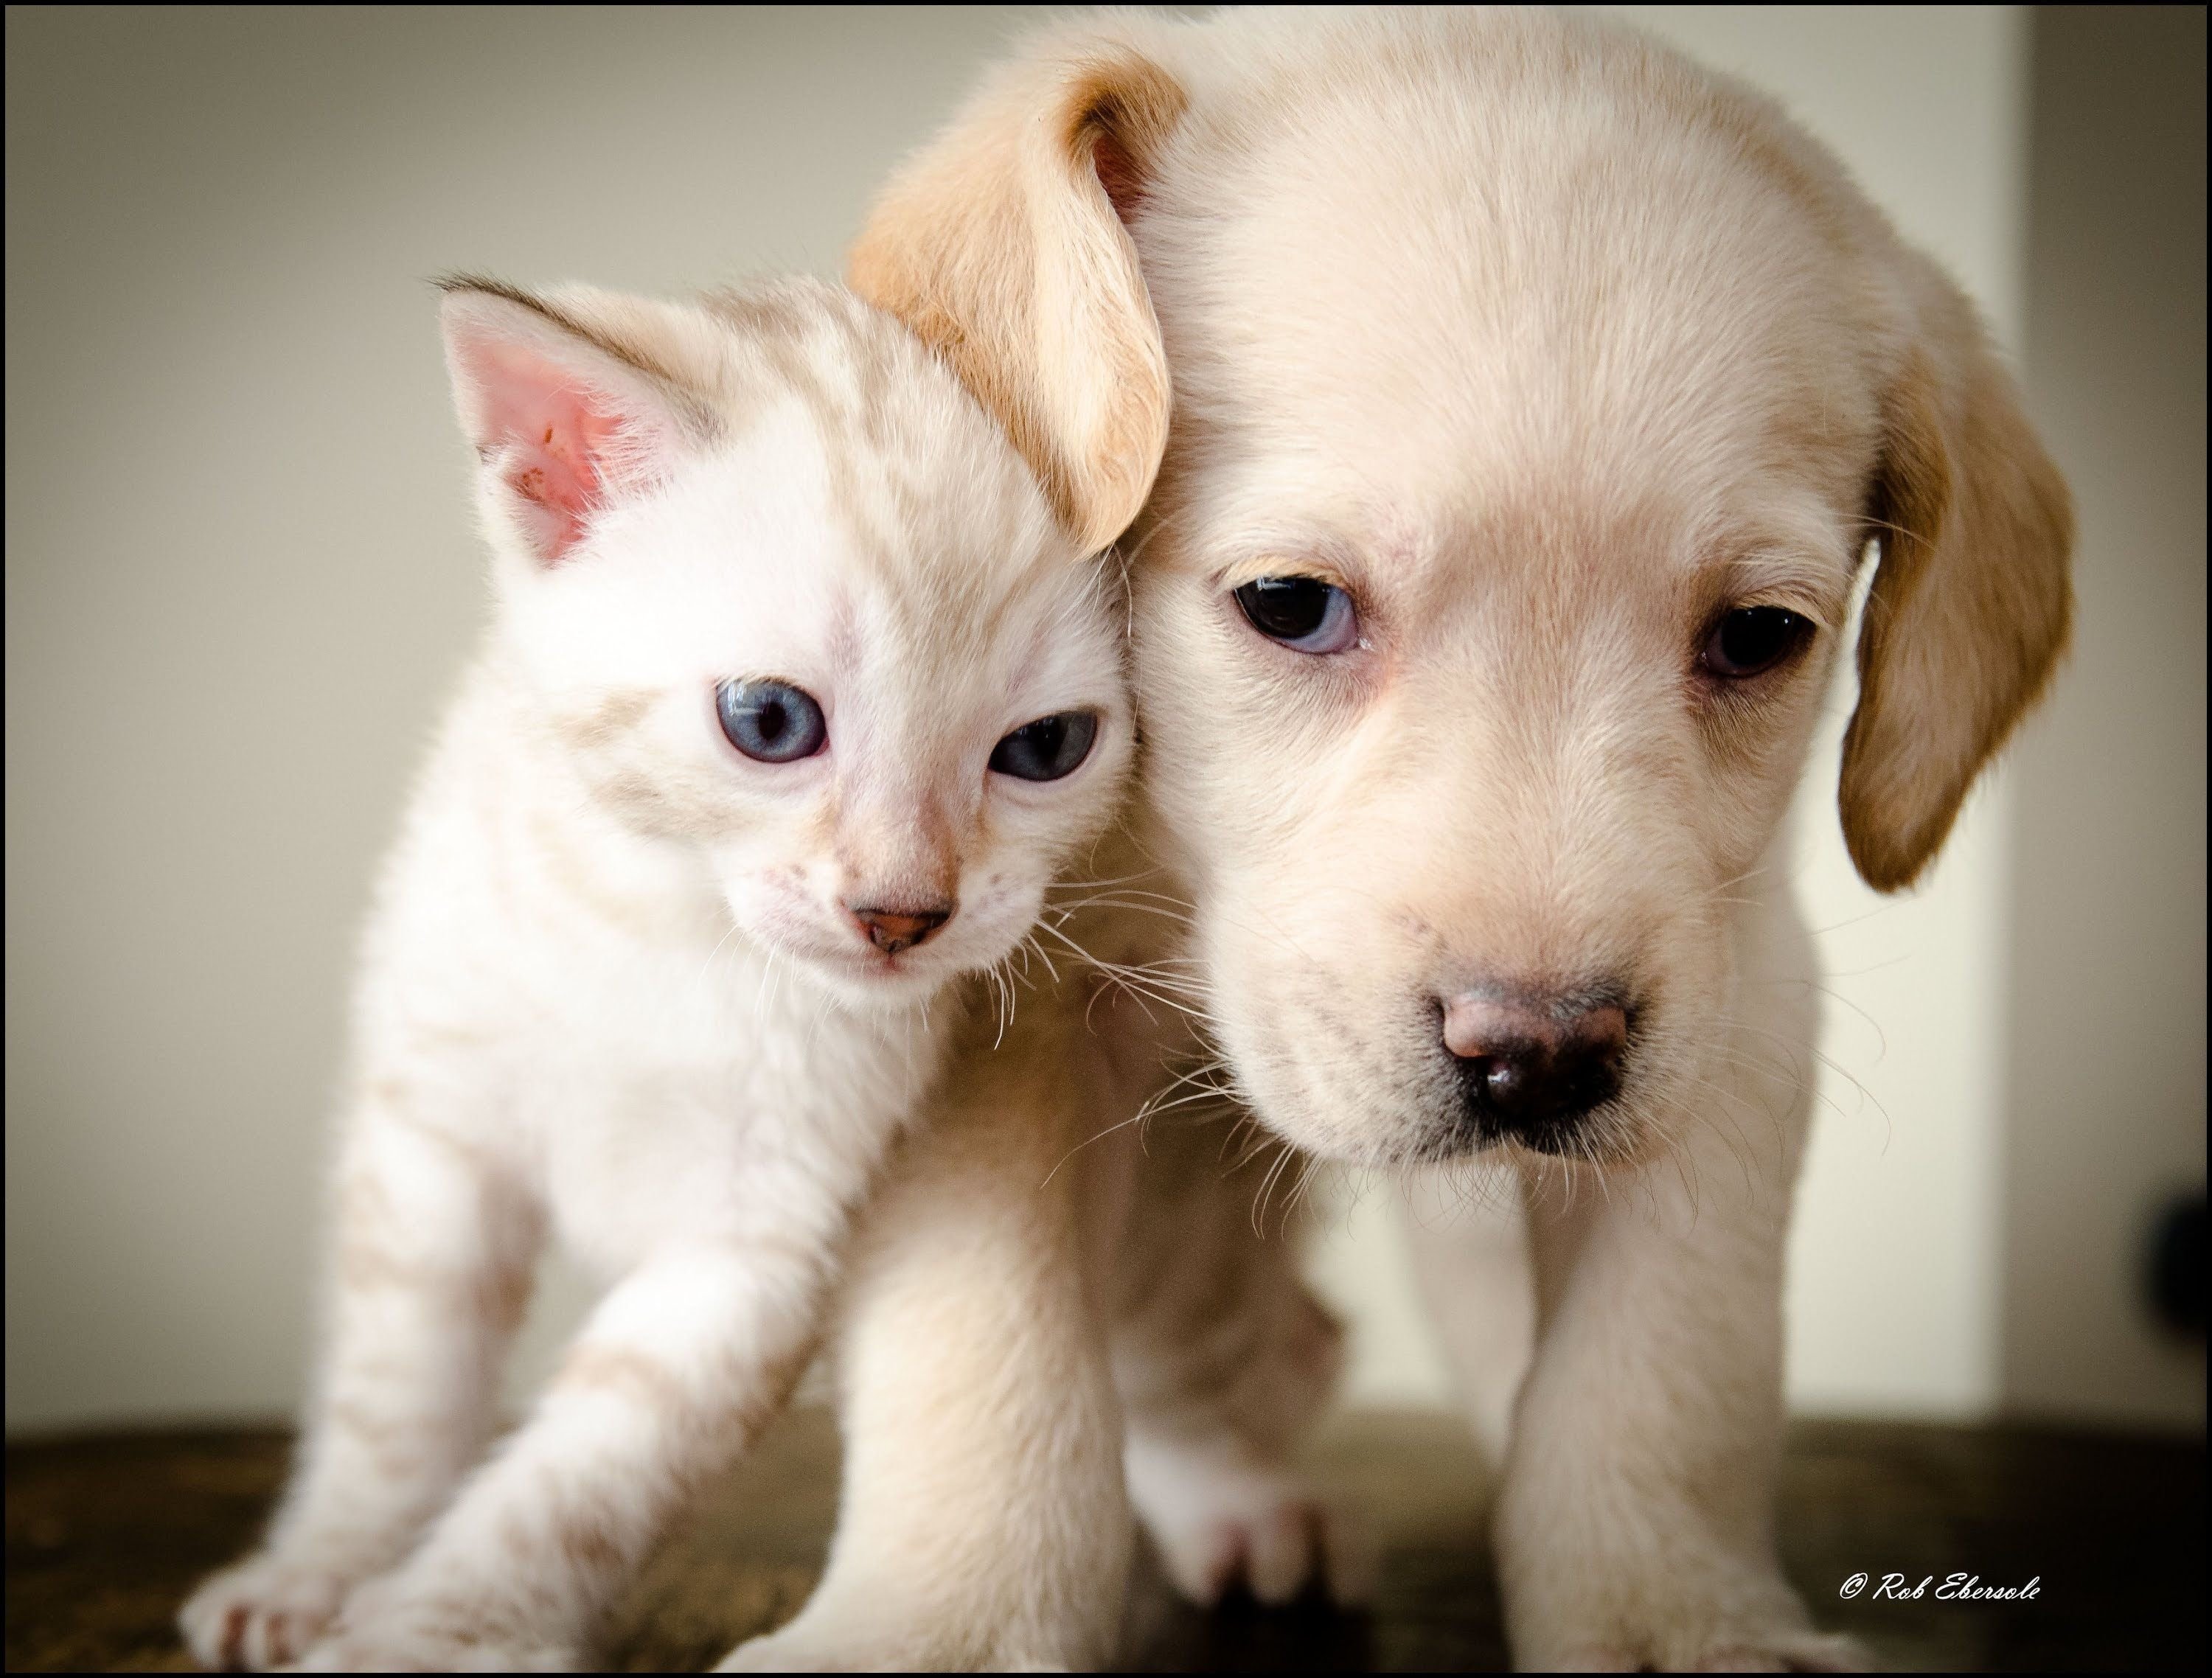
top-left (178, 274), bottom-right (1130, 1671)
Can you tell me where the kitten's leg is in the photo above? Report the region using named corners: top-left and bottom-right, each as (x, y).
top-left (181, 1097), bottom-right (539, 1671)
top-left (719, 1003), bottom-right (1130, 1673)
top-left (1110, 1114), bottom-right (1363, 1610)
top-left (296, 1222), bottom-right (834, 1671)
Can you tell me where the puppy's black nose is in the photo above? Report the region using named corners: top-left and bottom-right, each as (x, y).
top-left (1442, 989), bottom-right (1628, 1146)
top-left (849, 904), bottom-right (952, 955)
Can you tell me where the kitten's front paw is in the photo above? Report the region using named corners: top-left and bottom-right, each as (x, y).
top-left (287, 1577), bottom-right (580, 1673)
top-left (179, 1550), bottom-right (360, 1671)
top-left (289, 1623), bottom-right (580, 1673)
top-left (1125, 1435), bottom-right (1371, 1609)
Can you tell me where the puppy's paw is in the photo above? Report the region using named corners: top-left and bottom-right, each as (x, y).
top-left (714, 1622), bottom-right (958, 1674)
top-left (1518, 1574), bottom-right (1872, 1675)
top-left (714, 1623), bottom-right (887, 1674)
top-left (179, 1550), bottom-right (361, 1671)
top-left (1707, 1630), bottom-right (1871, 1671)
top-left (1551, 1626), bottom-right (1871, 1672)
top-left (714, 1606), bottom-right (1080, 1673)
top-left (1126, 1434), bottom-right (1372, 1609)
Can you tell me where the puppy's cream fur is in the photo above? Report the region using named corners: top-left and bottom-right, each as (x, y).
top-left (816, 7), bottom-right (2071, 1671)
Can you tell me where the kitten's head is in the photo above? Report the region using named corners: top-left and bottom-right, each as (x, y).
top-left (439, 275), bottom-right (1131, 1006)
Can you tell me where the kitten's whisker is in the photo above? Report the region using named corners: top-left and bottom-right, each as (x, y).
top-left (1048, 900), bottom-right (1200, 931)
top-left (1043, 867), bottom-right (1178, 894)
top-left (698, 919), bottom-right (742, 987)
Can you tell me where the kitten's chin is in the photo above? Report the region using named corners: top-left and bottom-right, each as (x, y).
top-left (786, 946), bottom-right (957, 1012)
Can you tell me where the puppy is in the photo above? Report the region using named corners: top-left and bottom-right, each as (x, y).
top-left (771, 9), bottom-right (2070, 1669)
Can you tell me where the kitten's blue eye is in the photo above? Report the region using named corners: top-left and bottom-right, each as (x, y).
top-left (1233, 576), bottom-right (1358, 653)
top-left (989, 711), bottom-right (1099, 782)
top-left (717, 679), bottom-right (826, 763)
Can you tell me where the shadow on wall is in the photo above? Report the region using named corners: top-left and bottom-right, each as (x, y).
top-left (2000, 3), bottom-right (2207, 1431)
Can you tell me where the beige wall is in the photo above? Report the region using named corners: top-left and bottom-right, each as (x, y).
top-left (7, 7), bottom-right (2201, 1433)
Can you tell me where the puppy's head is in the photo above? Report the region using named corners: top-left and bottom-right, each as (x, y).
top-left (855, 10), bottom-right (2071, 1166)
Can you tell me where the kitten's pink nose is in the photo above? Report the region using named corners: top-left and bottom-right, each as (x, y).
top-left (849, 902), bottom-right (953, 956)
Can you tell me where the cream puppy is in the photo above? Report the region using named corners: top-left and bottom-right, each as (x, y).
top-left (789, 6), bottom-right (2073, 1672)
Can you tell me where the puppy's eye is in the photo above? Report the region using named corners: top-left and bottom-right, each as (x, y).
top-left (1700, 608), bottom-right (1813, 679)
top-left (1233, 576), bottom-right (1359, 653)
top-left (717, 678), bottom-right (827, 762)
top-left (990, 711), bottom-right (1099, 782)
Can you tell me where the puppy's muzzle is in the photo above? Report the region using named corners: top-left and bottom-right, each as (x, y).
top-left (1441, 987), bottom-right (1629, 1152)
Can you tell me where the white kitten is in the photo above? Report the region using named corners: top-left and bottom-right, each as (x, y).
top-left (178, 275), bottom-right (1130, 1671)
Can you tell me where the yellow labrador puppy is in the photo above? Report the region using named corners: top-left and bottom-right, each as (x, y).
top-left (729, 8), bottom-right (2072, 1670)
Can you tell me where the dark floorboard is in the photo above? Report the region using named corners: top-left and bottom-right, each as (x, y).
top-left (4, 1410), bottom-right (2202, 1671)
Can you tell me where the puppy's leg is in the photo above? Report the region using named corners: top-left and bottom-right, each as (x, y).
top-left (1111, 1115), bottom-right (1361, 1609)
top-left (1494, 910), bottom-right (1865, 1673)
top-left (1400, 1161), bottom-right (1534, 1475)
top-left (179, 1095), bottom-right (540, 1671)
top-left (718, 1004), bottom-right (1130, 1673)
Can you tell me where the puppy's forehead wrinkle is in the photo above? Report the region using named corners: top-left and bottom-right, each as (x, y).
top-left (1189, 389), bottom-right (1865, 582)
top-left (1144, 46), bottom-right (1893, 547)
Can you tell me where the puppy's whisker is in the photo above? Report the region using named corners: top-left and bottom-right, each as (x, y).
top-left (1763, 978), bottom-right (1892, 1062)
top-left (1251, 1138), bottom-right (1303, 1239)
top-left (1725, 1017), bottom-right (1891, 1137)
top-left (1039, 1101), bottom-right (1177, 1189)
top-left (1798, 902), bottom-right (1905, 939)
top-left (1140, 1078), bottom-right (1239, 1121)
top-left (1034, 921), bottom-right (1212, 1025)
top-left (1222, 1115), bottom-right (1284, 1177)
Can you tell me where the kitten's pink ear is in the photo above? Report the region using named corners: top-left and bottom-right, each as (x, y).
top-left (439, 282), bottom-right (688, 565)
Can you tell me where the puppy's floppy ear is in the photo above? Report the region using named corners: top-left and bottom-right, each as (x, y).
top-left (1840, 251), bottom-right (2074, 891)
top-left (848, 22), bottom-right (1183, 554)
top-left (439, 278), bottom-right (695, 566)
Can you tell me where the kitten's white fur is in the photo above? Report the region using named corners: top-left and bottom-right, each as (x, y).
top-left (178, 276), bottom-right (1130, 1671)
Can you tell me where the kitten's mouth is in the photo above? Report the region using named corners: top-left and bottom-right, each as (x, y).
top-left (835, 945), bottom-right (942, 986)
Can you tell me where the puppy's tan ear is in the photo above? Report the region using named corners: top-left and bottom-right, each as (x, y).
top-left (849, 24), bottom-right (1183, 553)
top-left (1840, 254), bottom-right (2074, 891)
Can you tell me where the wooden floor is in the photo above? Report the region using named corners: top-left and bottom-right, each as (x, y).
top-left (4, 1410), bottom-right (2202, 1671)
